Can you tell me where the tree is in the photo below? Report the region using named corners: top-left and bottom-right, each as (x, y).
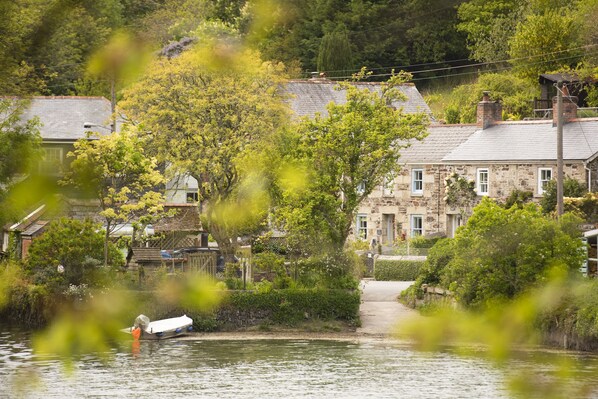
top-left (0, 99), bottom-right (42, 225)
top-left (443, 72), bottom-right (538, 123)
top-left (441, 198), bottom-right (585, 308)
top-left (509, 9), bottom-right (582, 81)
top-left (275, 71), bottom-right (428, 252)
top-left (63, 126), bottom-right (166, 266)
top-left (26, 218), bottom-right (124, 292)
top-left (456, 0), bottom-right (523, 62)
top-left (317, 26), bottom-right (353, 78)
top-left (120, 41), bottom-right (289, 257)
top-left (540, 177), bottom-right (587, 214)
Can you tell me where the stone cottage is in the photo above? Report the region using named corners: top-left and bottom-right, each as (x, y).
top-left (357, 91), bottom-right (598, 243)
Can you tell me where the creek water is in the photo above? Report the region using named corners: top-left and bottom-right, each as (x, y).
top-left (1, 327), bottom-right (597, 398)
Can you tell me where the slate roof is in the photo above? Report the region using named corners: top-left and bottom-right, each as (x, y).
top-left (19, 96), bottom-right (113, 141)
top-left (399, 124), bottom-right (478, 164)
top-left (443, 119), bottom-right (598, 162)
top-left (284, 80), bottom-right (432, 119)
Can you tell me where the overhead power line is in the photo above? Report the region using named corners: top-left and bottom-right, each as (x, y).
top-left (317, 44), bottom-right (597, 81)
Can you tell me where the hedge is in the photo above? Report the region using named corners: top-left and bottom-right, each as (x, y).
top-left (151, 289), bottom-right (361, 331)
top-left (374, 260), bottom-right (424, 281)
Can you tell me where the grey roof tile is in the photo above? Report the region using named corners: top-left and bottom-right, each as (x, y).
top-left (443, 119), bottom-right (598, 162)
top-left (399, 124), bottom-right (478, 164)
top-left (284, 80), bottom-right (432, 119)
top-left (19, 97), bottom-right (112, 141)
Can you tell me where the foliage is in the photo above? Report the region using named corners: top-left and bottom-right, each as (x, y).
top-left (540, 176), bottom-right (587, 214)
top-left (509, 9), bottom-right (582, 81)
top-left (441, 198), bottom-right (586, 308)
top-left (416, 238), bottom-right (456, 287)
top-left (275, 71), bottom-right (428, 252)
top-left (0, 99), bottom-right (42, 224)
top-left (564, 192), bottom-right (598, 224)
top-left (456, 0), bottom-right (523, 62)
top-left (186, 289), bottom-right (361, 331)
top-left (26, 218), bottom-right (124, 292)
top-left (374, 259), bottom-right (424, 281)
top-left (63, 125), bottom-right (166, 264)
top-left (259, 0), bottom-right (469, 79)
top-left (293, 251), bottom-right (361, 290)
top-left (534, 277), bottom-right (598, 345)
top-left (398, 270), bottom-right (598, 397)
top-left (121, 39), bottom-right (288, 256)
top-left (316, 25), bottom-right (353, 78)
top-left (408, 235), bottom-right (442, 249)
top-left (501, 189), bottom-right (533, 209)
top-left (444, 172), bottom-right (477, 207)
top-left (443, 73), bottom-right (538, 123)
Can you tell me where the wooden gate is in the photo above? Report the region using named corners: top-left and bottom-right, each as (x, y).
top-left (187, 252), bottom-right (217, 275)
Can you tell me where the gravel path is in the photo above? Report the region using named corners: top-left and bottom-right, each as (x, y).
top-left (357, 280), bottom-right (420, 337)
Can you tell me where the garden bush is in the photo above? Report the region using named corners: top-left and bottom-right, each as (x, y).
top-left (374, 259), bottom-right (423, 281)
top-left (159, 288), bottom-right (361, 331)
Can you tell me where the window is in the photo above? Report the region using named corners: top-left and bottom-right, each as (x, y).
top-left (39, 147), bottom-right (63, 174)
top-left (411, 169), bottom-right (423, 195)
top-left (538, 168), bottom-right (552, 195)
top-left (410, 215), bottom-right (423, 237)
top-left (356, 214), bottom-right (368, 239)
top-left (476, 168), bottom-right (489, 195)
top-left (382, 175), bottom-right (394, 196)
top-left (186, 191), bottom-right (199, 203)
top-left (356, 181), bottom-right (366, 195)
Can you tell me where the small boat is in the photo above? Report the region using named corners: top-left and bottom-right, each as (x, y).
top-left (123, 314), bottom-right (194, 340)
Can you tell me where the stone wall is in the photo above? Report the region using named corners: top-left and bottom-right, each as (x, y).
top-left (355, 161), bottom-right (587, 241)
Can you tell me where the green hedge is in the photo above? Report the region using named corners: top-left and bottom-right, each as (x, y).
top-left (374, 260), bottom-right (424, 281)
top-left (154, 289), bottom-right (361, 331)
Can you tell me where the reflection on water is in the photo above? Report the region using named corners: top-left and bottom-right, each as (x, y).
top-left (1, 327), bottom-right (597, 398)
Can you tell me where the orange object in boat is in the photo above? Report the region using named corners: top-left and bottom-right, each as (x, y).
top-left (132, 327), bottom-right (141, 340)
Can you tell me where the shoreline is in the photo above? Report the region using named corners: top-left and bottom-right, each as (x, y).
top-left (179, 330), bottom-right (395, 343)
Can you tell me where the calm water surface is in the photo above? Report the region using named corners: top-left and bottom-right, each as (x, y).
top-left (1, 327), bottom-right (597, 398)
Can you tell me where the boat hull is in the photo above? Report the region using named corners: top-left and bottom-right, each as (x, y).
top-left (123, 315), bottom-right (193, 340)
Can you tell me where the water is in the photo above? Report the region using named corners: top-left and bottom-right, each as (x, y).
top-left (1, 328), bottom-right (597, 398)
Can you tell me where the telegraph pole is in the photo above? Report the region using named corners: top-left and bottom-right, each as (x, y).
top-left (556, 81), bottom-right (564, 217)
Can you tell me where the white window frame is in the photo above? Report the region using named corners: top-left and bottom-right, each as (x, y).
top-left (356, 181), bottom-right (366, 195)
top-left (356, 214), bottom-right (368, 240)
top-left (476, 168), bottom-right (489, 196)
top-left (411, 168), bottom-right (423, 195)
top-left (538, 168), bottom-right (552, 195)
top-left (39, 147), bottom-right (63, 174)
top-left (410, 215), bottom-right (423, 237)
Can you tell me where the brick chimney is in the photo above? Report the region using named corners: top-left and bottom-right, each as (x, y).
top-left (477, 91), bottom-right (502, 129)
top-left (552, 84), bottom-right (578, 125)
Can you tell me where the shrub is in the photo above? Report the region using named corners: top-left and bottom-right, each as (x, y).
top-left (374, 259), bottom-right (424, 281)
top-left (170, 288), bottom-right (361, 330)
top-left (26, 218), bottom-right (123, 292)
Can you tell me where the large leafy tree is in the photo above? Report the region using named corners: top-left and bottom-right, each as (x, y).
top-left (63, 126), bottom-right (166, 266)
top-left (120, 40), bottom-right (289, 256)
top-left (441, 198), bottom-right (585, 308)
top-left (317, 25), bottom-right (353, 78)
top-left (276, 72), bottom-right (428, 252)
top-left (509, 9), bottom-right (582, 81)
top-left (456, 0), bottom-right (523, 62)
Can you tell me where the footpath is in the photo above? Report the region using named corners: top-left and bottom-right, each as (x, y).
top-left (356, 279), bottom-right (419, 337)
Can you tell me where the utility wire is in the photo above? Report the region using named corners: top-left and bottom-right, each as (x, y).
top-left (316, 43), bottom-right (596, 76)
top-left (320, 48), bottom-right (597, 81)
